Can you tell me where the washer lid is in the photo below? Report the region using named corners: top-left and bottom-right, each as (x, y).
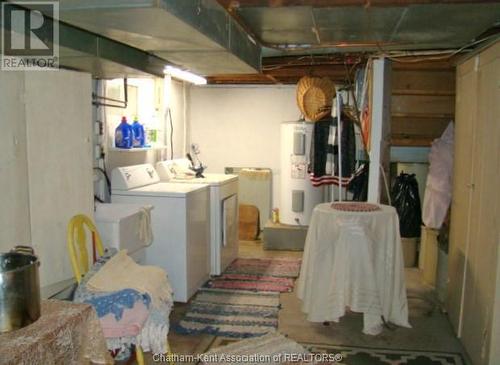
top-left (111, 163), bottom-right (160, 191)
top-left (113, 182), bottom-right (209, 197)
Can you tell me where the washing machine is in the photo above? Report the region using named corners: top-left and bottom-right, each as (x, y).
top-left (111, 163), bottom-right (210, 302)
top-left (156, 159), bottom-right (239, 275)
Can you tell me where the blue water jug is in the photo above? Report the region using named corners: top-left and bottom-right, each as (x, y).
top-left (131, 117), bottom-right (145, 148)
top-left (115, 116), bottom-right (133, 149)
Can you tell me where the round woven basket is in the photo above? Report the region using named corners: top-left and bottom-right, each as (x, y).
top-left (296, 76), bottom-right (335, 122)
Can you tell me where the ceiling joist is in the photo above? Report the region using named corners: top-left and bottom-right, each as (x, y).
top-left (208, 54), bottom-right (455, 84)
top-left (212, 0), bottom-right (497, 84)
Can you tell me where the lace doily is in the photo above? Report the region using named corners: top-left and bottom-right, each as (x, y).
top-left (331, 202), bottom-right (381, 212)
top-left (0, 300), bottom-right (112, 365)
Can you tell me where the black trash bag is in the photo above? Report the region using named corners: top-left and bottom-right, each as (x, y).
top-left (391, 172), bottom-right (422, 237)
top-left (348, 163), bottom-right (369, 201)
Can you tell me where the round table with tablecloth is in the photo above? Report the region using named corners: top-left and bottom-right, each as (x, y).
top-left (296, 202), bottom-right (411, 335)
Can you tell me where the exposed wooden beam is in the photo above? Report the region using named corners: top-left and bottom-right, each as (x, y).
top-left (208, 53), bottom-right (455, 84)
top-left (263, 54), bottom-right (364, 68)
top-left (264, 73), bottom-right (281, 84)
top-left (268, 64), bottom-right (346, 76)
top-left (391, 135), bottom-right (436, 147)
top-left (391, 58), bottom-right (456, 70)
top-left (207, 74), bottom-right (274, 84)
top-left (392, 112), bottom-right (454, 119)
top-left (392, 89), bottom-right (455, 96)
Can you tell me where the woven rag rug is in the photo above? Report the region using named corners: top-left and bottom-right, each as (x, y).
top-left (174, 288), bottom-right (280, 338)
top-left (205, 258), bottom-right (301, 292)
top-left (223, 258), bottom-right (302, 278)
top-left (203, 337), bottom-right (466, 365)
top-left (303, 343), bottom-right (467, 365)
top-left (205, 273), bottom-right (295, 292)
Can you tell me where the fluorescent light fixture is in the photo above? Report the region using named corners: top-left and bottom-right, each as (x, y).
top-left (164, 65), bottom-right (207, 85)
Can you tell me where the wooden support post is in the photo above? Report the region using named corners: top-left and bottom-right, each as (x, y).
top-left (368, 58), bottom-right (392, 203)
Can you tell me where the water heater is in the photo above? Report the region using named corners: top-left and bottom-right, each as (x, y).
top-left (280, 121), bottom-right (323, 225)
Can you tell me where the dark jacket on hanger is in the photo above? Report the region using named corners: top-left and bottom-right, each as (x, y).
top-left (308, 113), bottom-right (356, 187)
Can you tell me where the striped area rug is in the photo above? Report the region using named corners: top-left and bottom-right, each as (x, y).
top-left (175, 258), bottom-right (301, 338)
top-left (224, 258), bottom-right (302, 278)
top-left (205, 274), bottom-right (295, 292)
top-left (303, 343), bottom-right (466, 365)
top-left (174, 289), bottom-right (280, 338)
top-left (202, 338), bottom-right (466, 365)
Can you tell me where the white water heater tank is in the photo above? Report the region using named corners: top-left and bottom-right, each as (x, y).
top-left (280, 121), bottom-right (323, 226)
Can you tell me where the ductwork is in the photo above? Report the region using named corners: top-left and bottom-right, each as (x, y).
top-left (55, 0), bottom-right (261, 75)
top-left (0, 1), bottom-right (169, 78)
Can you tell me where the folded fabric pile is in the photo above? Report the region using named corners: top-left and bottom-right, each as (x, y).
top-left (100, 299), bottom-right (150, 338)
top-left (87, 250), bottom-right (173, 308)
top-left (73, 249), bottom-right (173, 359)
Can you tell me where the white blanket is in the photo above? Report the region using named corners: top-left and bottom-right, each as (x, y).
top-left (87, 250), bottom-right (173, 308)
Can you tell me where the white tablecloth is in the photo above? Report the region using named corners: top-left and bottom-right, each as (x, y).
top-left (296, 203), bottom-right (410, 335)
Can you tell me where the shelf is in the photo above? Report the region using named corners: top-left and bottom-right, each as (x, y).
top-left (109, 146), bottom-right (167, 152)
top-left (391, 112), bottom-right (454, 119)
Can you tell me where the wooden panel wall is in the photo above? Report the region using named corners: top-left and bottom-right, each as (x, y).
top-left (448, 41), bottom-right (500, 365)
top-left (447, 58), bottom-right (477, 337)
top-left (24, 70), bottom-right (94, 291)
top-left (0, 73), bottom-right (32, 250)
top-left (391, 68), bottom-right (456, 146)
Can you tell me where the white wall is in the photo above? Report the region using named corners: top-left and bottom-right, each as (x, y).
top-left (188, 85), bottom-right (300, 208)
top-left (106, 148), bottom-right (166, 176)
top-left (168, 78), bottom-right (188, 159)
top-left (104, 78), bottom-right (186, 173)
top-left (105, 78), bottom-right (164, 173)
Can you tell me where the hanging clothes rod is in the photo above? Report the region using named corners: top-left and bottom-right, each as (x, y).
top-left (336, 91), bottom-right (343, 203)
top-left (92, 78), bottom-right (128, 109)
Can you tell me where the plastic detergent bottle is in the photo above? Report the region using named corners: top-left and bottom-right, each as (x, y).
top-left (131, 116), bottom-right (145, 148)
top-left (115, 116), bottom-right (133, 149)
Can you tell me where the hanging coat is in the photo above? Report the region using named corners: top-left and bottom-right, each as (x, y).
top-left (308, 113), bottom-right (356, 187)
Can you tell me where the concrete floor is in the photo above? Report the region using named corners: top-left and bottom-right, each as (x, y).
top-left (136, 240), bottom-right (470, 364)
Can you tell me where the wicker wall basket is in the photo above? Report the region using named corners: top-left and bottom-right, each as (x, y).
top-left (296, 76), bottom-right (335, 122)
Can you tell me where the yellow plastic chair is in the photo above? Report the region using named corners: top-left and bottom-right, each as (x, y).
top-left (67, 214), bottom-right (175, 365)
top-left (67, 214), bottom-right (104, 284)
